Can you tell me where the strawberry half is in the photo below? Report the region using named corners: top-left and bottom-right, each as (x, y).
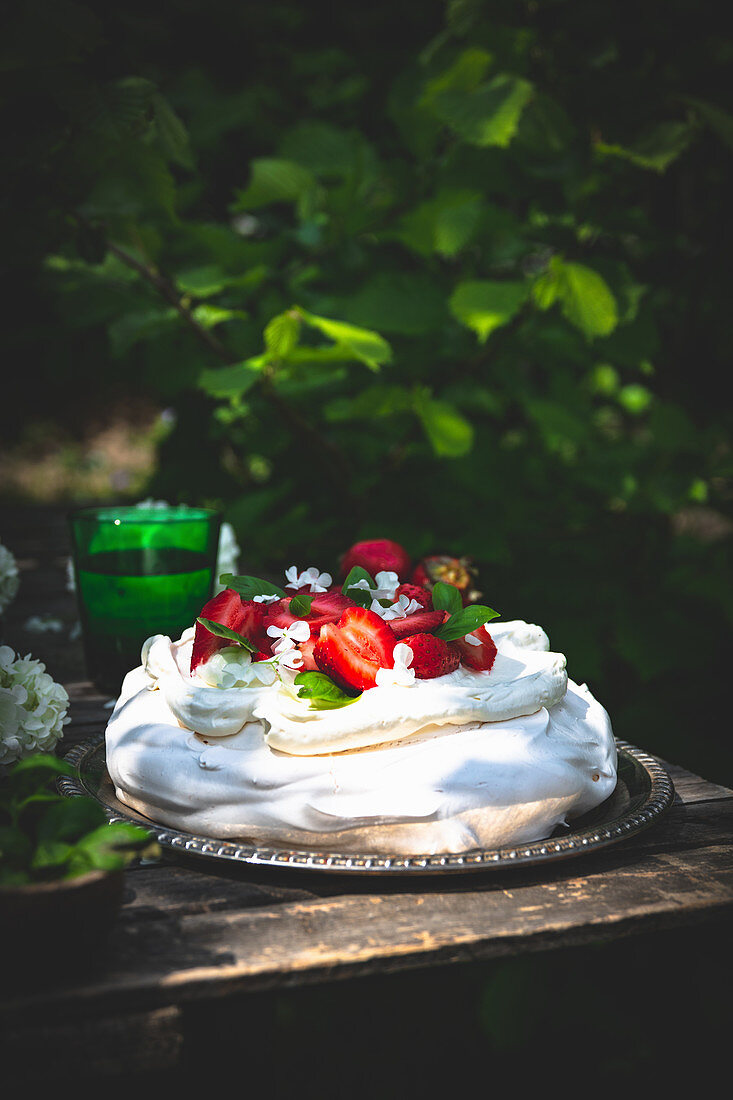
top-left (190, 589), bottom-right (269, 673)
top-left (264, 590), bottom-right (356, 638)
top-left (450, 625), bottom-right (497, 672)
top-left (387, 608), bottom-right (448, 640)
top-left (339, 538), bottom-right (411, 581)
top-left (400, 633), bottom-right (460, 679)
top-left (314, 606), bottom-right (395, 691)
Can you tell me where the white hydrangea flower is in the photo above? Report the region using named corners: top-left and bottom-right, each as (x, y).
top-left (0, 646), bottom-right (70, 766)
top-left (375, 643), bottom-right (416, 688)
top-left (0, 542), bottom-right (20, 614)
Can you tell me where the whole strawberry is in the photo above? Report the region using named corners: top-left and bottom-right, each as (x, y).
top-left (400, 632), bottom-right (460, 679)
top-left (340, 538), bottom-right (411, 581)
top-left (410, 554), bottom-right (481, 605)
top-left (395, 582), bottom-right (432, 609)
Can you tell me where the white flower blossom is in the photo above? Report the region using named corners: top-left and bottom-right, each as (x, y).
top-left (266, 620), bottom-right (311, 654)
top-left (284, 566), bottom-right (332, 592)
top-left (347, 570), bottom-right (400, 603)
top-left (277, 647), bottom-right (305, 671)
top-left (370, 594), bottom-right (423, 621)
top-left (0, 646), bottom-right (70, 766)
top-left (375, 643), bottom-right (416, 688)
top-left (0, 543), bottom-right (20, 614)
top-left (253, 593), bottom-right (280, 605)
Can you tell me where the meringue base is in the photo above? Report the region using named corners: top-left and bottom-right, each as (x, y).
top-left (105, 667), bottom-right (618, 856)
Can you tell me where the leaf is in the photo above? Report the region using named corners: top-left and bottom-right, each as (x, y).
top-left (431, 580), bottom-right (463, 616)
top-left (595, 121), bottom-right (694, 173)
top-left (196, 617), bottom-right (257, 652)
top-left (151, 92), bottom-right (194, 169)
top-left (533, 258), bottom-right (618, 339)
top-left (70, 821), bottom-right (153, 873)
top-left (429, 72), bottom-right (534, 148)
top-left (219, 573), bottom-right (286, 600)
top-left (681, 96), bottom-right (733, 150)
top-left (556, 262), bottom-right (618, 339)
top-left (420, 48), bottom-right (494, 108)
top-left (264, 311), bottom-right (301, 358)
top-left (336, 272), bottom-right (448, 335)
top-left (295, 307), bottom-right (392, 370)
top-left (449, 280), bottom-right (528, 343)
top-left (35, 797), bottom-right (108, 844)
top-left (433, 604), bottom-right (500, 642)
top-left (294, 671), bottom-right (361, 710)
top-left (288, 593), bottom-right (313, 617)
top-left (413, 388), bottom-right (475, 458)
top-left (234, 158), bottom-right (318, 212)
top-left (341, 566), bottom-right (375, 606)
top-left (198, 360), bottom-right (262, 399)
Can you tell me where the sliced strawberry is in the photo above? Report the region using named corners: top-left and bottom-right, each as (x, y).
top-left (297, 635), bottom-right (319, 671)
top-left (314, 606), bottom-right (395, 691)
top-left (395, 582), bottom-right (432, 609)
top-left (450, 625), bottom-right (497, 672)
top-left (387, 608), bottom-right (448, 640)
top-left (339, 538), bottom-right (411, 581)
top-left (400, 633), bottom-right (460, 679)
top-left (264, 590), bottom-right (356, 638)
top-left (190, 589), bottom-right (268, 672)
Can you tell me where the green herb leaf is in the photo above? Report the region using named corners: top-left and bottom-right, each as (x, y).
top-left (288, 593), bottom-right (313, 617)
top-left (341, 566), bottom-right (375, 607)
top-left (294, 671), bottom-right (361, 710)
top-left (196, 617), bottom-right (257, 652)
top-left (219, 573), bottom-right (286, 600)
top-left (431, 580), bottom-right (463, 616)
top-left (433, 604), bottom-right (500, 642)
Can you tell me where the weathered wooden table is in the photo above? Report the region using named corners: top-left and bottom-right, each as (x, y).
top-left (1, 506), bottom-right (732, 1088)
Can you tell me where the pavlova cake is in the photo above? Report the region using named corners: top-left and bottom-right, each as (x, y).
top-left (105, 538), bottom-right (617, 855)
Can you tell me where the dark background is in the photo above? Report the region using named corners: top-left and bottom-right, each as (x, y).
top-left (1, 0), bottom-right (731, 1086)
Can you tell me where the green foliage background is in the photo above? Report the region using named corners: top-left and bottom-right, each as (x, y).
top-left (2, 0), bottom-right (731, 1080)
top-left (3, 0), bottom-right (732, 786)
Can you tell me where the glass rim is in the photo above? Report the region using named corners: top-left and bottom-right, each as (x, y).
top-left (67, 504), bottom-right (222, 526)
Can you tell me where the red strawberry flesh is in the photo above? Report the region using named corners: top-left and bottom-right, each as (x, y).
top-left (450, 625), bottom-right (497, 672)
top-left (387, 608), bottom-right (448, 640)
top-left (314, 606), bottom-right (395, 691)
top-left (190, 589), bottom-right (269, 673)
top-left (264, 591), bottom-right (356, 638)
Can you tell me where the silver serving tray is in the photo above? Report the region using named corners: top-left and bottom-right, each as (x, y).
top-left (58, 734), bottom-right (674, 875)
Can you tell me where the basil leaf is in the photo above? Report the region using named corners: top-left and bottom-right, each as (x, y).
top-left (196, 617), bottom-right (257, 652)
top-left (294, 671), bottom-right (361, 709)
top-left (432, 605), bottom-right (500, 642)
top-left (431, 580), bottom-right (463, 615)
top-left (341, 565), bottom-right (375, 606)
top-left (219, 573), bottom-right (286, 600)
top-left (288, 593), bottom-right (313, 617)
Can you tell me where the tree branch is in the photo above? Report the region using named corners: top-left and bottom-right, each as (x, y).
top-left (87, 224), bottom-right (354, 491)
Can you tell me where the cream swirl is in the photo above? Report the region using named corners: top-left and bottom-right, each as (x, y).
top-left (139, 621), bottom-right (568, 755)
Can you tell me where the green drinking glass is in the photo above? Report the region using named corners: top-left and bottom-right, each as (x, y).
top-left (68, 504), bottom-right (222, 696)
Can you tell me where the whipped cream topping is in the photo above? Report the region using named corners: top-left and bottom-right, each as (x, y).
top-left (139, 620), bottom-right (568, 755)
top-left (105, 620), bottom-right (617, 855)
